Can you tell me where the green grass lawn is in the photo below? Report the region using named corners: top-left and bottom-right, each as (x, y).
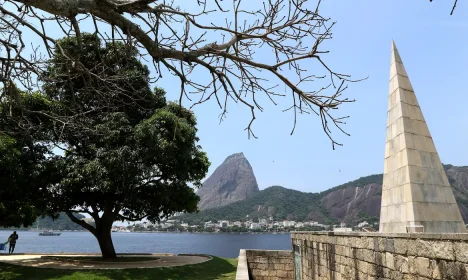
top-left (0, 256), bottom-right (237, 280)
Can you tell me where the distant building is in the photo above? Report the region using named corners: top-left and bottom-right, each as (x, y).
top-left (233, 221), bottom-right (242, 227)
top-left (333, 227), bottom-right (352, 232)
top-left (295, 222), bottom-right (304, 228)
top-left (204, 221), bottom-right (215, 228)
top-left (283, 221), bottom-right (296, 227)
top-left (357, 221), bottom-right (369, 228)
top-left (219, 221), bottom-right (229, 228)
top-left (250, 223), bottom-right (262, 230)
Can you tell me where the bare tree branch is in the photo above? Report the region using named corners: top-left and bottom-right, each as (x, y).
top-left (430, 0), bottom-right (458, 15)
top-left (1, 0), bottom-right (364, 148)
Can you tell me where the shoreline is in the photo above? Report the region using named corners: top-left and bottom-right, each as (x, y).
top-left (0, 230), bottom-right (293, 234)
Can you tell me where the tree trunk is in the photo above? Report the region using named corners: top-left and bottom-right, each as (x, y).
top-left (95, 217), bottom-right (117, 259)
top-left (96, 227), bottom-right (117, 259)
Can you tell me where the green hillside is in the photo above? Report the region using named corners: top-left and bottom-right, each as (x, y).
top-left (181, 186), bottom-right (337, 225)
top-left (318, 174), bottom-right (383, 196)
top-left (33, 213), bottom-right (87, 231)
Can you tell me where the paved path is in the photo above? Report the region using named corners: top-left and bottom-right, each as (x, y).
top-left (0, 254), bottom-right (211, 269)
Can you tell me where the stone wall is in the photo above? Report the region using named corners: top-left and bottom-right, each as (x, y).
top-left (291, 231), bottom-right (468, 280)
top-left (245, 250), bottom-right (294, 280)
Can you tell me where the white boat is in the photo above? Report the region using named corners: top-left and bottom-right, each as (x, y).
top-left (39, 230), bottom-right (61, 236)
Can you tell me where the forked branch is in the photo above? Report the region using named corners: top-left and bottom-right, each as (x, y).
top-left (1, 0), bottom-right (363, 148)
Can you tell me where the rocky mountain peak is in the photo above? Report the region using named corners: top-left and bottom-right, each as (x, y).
top-left (197, 152), bottom-right (259, 210)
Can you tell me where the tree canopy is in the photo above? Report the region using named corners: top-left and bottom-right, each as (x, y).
top-left (0, 133), bottom-right (49, 227)
top-left (0, 34), bottom-right (210, 258)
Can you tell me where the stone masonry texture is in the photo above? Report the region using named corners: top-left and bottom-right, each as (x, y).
top-left (379, 41), bottom-right (465, 233)
top-left (245, 250), bottom-right (294, 280)
top-left (291, 231), bottom-right (468, 280)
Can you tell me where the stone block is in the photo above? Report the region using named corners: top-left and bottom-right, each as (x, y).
top-left (356, 260), bottom-right (370, 274)
top-left (340, 256), bottom-right (354, 267)
top-left (253, 256), bottom-right (268, 263)
top-left (384, 238), bottom-right (395, 253)
top-left (249, 262), bottom-right (258, 269)
top-left (396, 166), bottom-right (411, 186)
top-left (384, 252), bottom-right (395, 270)
top-left (396, 74), bottom-right (414, 91)
top-left (431, 241), bottom-right (455, 261)
top-left (358, 237), bottom-right (374, 250)
top-left (443, 187), bottom-right (457, 203)
top-left (403, 119), bottom-right (429, 138)
top-left (437, 260), bottom-right (468, 280)
top-left (277, 251), bottom-right (293, 257)
top-left (454, 242), bottom-right (468, 263)
top-left (356, 249), bottom-right (375, 263)
top-left (256, 263), bottom-right (268, 270)
top-left (276, 270), bottom-right (288, 278)
top-left (377, 238), bottom-right (386, 252)
top-left (395, 61), bottom-right (408, 77)
top-left (402, 103), bottom-right (425, 122)
top-left (401, 89), bottom-right (419, 106)
top-left (269, 270), bottom-right (278, 277)
top-left (429, 260), bottom-right (442, 280)
top-left (413, 257), bottom-right (430, 278)
top-left (395, 254), bottom-right (410, 273)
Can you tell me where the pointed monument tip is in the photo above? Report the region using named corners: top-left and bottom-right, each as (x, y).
top-left (390, 40), bottom-right (402, 65)
top-left (391, 40), bottom-right (397, 51)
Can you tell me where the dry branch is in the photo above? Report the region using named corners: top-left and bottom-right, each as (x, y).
top-left (0, 0), bottom-right (363, 148)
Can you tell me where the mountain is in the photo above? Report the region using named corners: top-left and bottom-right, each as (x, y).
top-left (319, 165), bottom-right (468, 224)
top-left (33, 213), bottom-right (86, 231)
top-left (183, 164), bottom-right (468, 225)
top-left (186, 186), bottom-right (336, 225)
top-left (197, 152), bottom-right (259, 210)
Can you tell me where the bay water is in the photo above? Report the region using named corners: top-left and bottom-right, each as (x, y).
top-left (0, 231), bottom-right (291, 258)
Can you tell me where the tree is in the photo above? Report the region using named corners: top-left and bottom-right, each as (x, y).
top-left (0, 133), bottom-right (49, 227)
top-left (0, 0), bottom-right (362, 149)
top-left (2, 34), bottom-right (210, 258)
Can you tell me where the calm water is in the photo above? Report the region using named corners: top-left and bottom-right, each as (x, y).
top-left (0, 231), bottom-right (291, 258)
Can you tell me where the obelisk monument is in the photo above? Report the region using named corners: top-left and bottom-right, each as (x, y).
top-left (379, 41), bottom-right (466, 233)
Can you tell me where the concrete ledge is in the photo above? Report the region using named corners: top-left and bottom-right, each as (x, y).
top-left (235, 250), bottom-right (249, 280)
top-left (291, 231), bottom-right (468, 240)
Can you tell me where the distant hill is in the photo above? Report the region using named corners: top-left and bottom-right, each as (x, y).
top-left (183, 186), bottom-right (336, 225)
top-left (197, 152), bottom-right (259, 210)
top-left (33, 213), bottom-right (86, 231)
top-left (182, 164), bottom-right (468, 226)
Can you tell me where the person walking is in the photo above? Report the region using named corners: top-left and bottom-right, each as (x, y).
top-left (8, 231), bottom-right (18, 254)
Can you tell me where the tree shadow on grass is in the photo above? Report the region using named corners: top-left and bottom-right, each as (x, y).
top-left (0, 256), bottom-right (237, 280)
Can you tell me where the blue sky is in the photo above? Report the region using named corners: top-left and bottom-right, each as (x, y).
top-left (24, 0), bottom-right (468, 193)
top-left (181, 0), bottom-right (468, 193)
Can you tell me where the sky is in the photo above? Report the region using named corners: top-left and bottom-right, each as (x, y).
top-left (184, 0), bottom-right (468, 193)
top-left (16, 0), bottom-right (468, 194)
